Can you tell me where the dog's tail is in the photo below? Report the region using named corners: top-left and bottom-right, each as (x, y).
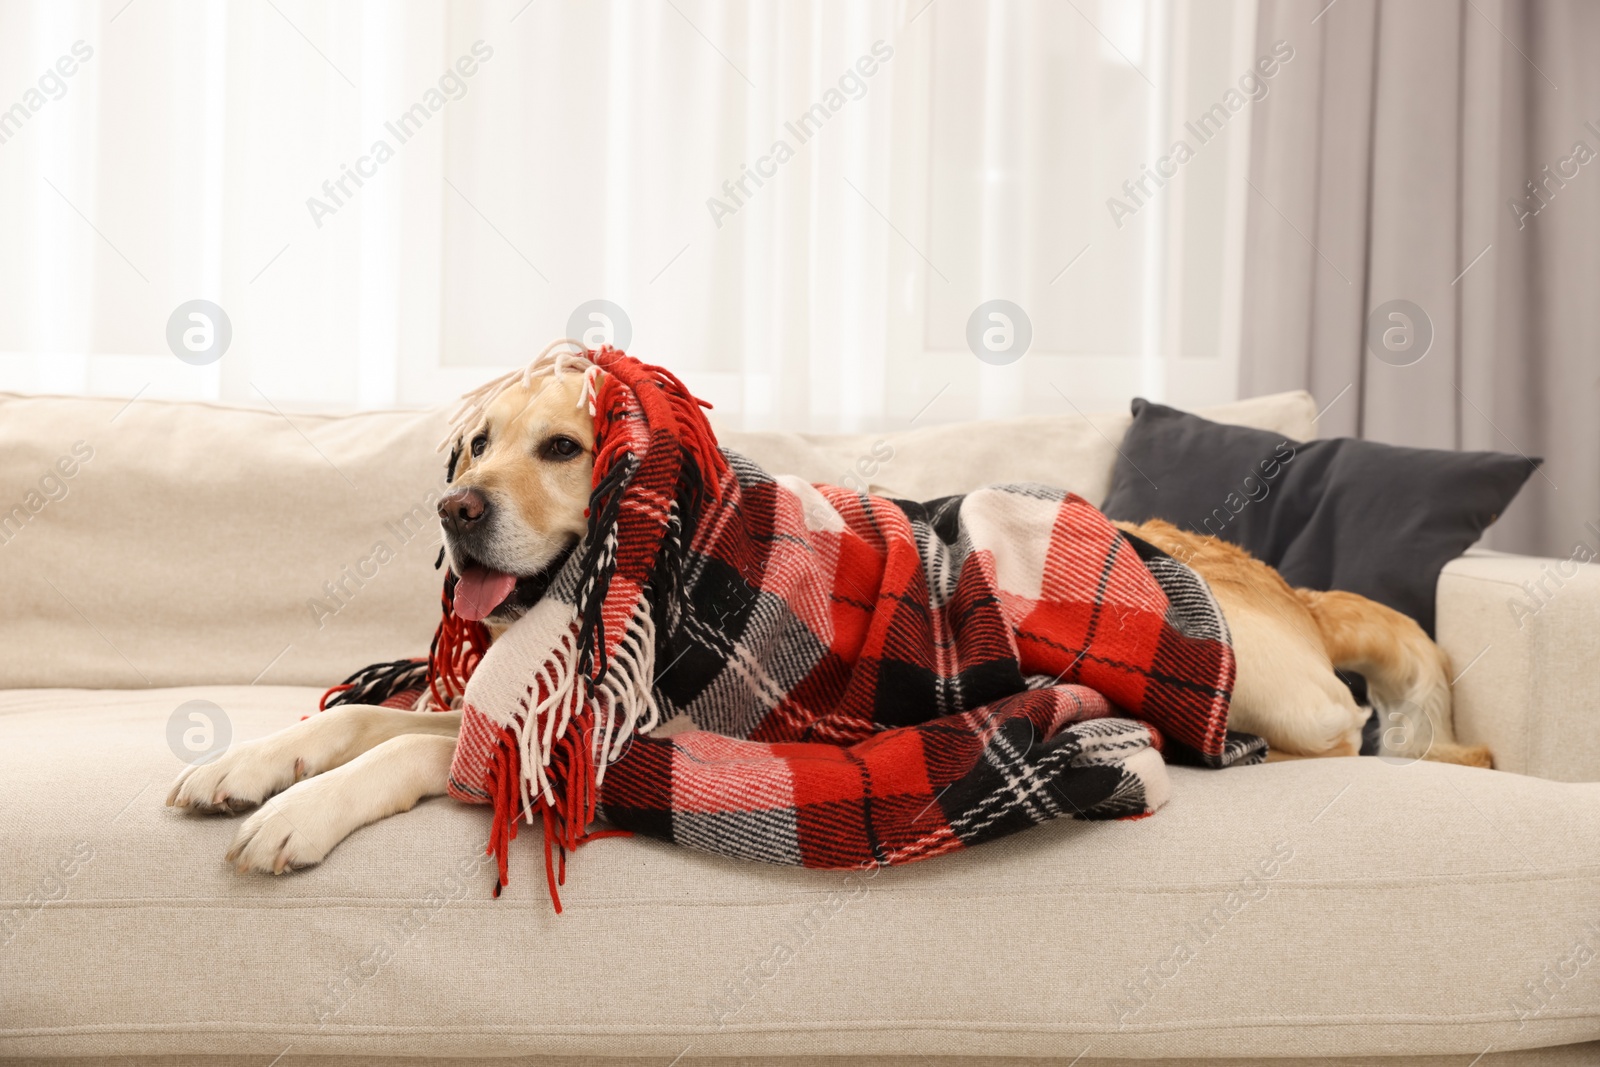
top-left (1294, 589), bottom-right (1491, 768)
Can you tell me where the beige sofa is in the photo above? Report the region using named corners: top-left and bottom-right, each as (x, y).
top-left (2, 388), bottom-right (1597, 1066)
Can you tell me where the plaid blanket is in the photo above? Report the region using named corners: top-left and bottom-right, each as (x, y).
top-left (581, 457), bottom-right (1268, 866)
top-left (329, 348), bottom-right (1264, 910)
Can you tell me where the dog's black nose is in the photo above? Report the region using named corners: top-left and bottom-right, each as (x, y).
top-left (438, 487), bottom-right (489, 532)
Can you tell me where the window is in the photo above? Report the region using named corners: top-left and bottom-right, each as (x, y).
top-left (0, 0), bottom-right (1262, 428)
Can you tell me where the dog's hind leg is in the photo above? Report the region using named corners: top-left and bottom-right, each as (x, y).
top-left (1222, 597), bottom-right (1370, 759)
top-left (167, 708), bottom-right (461, 813)
top-left (225, 732), bottom-right (458, 874)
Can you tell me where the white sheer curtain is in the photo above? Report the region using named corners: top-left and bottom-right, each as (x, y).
top-left (0, 0), bottom-right (1259, 430)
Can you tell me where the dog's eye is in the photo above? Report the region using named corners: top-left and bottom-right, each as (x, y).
top-left (545, 436), bottom-right (581, 460)
top-left (470, 433), bottom-right (488, 458)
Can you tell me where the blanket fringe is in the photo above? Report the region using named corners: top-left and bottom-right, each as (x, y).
top-left (591, 355), bottom-right (728, 508)
top-left (472, 594), bottom-right (659, 909)
top-left (319, 657), bottom-right (428, 711)
top-left (446, 347), bottom-right (725, 907)
top-left (428, 573), bottom-right (492, 710)
top-left (482, 701), bottom-right (636, 912)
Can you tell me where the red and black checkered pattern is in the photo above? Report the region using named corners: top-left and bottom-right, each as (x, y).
top-left (590, 456), bottom-right (1264, 868)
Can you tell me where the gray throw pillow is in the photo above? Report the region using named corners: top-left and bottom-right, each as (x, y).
top-left (1099, 399), bottom-right (1539, 635)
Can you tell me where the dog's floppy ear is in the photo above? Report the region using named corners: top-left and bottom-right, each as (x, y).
top-left (445, 439), bottom-right (463, 484)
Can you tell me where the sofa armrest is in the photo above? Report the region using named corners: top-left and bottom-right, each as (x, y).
top-left (1436, 551), bottom-right (1600, 782)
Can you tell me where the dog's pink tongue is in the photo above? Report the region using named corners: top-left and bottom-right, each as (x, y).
top-left (453, 565), bottom-right (517, 622)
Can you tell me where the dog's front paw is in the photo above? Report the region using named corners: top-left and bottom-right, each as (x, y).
top-left (226, 778), bottom-right (341, 874)
top-left (166, 738), bottom-right (304, 814)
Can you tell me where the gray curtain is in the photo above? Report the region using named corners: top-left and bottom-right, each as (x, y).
top-left (1240, 0), bottom-right (1599, 557)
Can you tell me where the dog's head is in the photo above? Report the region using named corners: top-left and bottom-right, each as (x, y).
top-left (438, 368), bottom-right (596, 626)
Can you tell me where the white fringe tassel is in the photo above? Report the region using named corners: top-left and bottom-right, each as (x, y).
top-left (464, 593), bottom-right (662, 827)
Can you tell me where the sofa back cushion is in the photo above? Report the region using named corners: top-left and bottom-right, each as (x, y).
top-left (722, 390), bottom-right (1316, 503)
top-left (0, 389), bottom-right (1313, 689)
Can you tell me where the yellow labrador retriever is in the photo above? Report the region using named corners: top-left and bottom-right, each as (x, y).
top-left (168, 360), bottom-right (1491, 875)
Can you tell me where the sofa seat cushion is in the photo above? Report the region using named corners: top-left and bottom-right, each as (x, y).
top-left (2, 686), bottom-right (1597, 1060)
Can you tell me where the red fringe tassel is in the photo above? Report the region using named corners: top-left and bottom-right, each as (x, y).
top-left (480, 709), bottom-right (632, 912)
top-left (591, 347), bottom-right (729, 504)
top-left (428, 589), bottom-right (492, 710)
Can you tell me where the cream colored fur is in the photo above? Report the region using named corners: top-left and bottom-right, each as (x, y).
top-left (167, 709), bottom-right (461, 872)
